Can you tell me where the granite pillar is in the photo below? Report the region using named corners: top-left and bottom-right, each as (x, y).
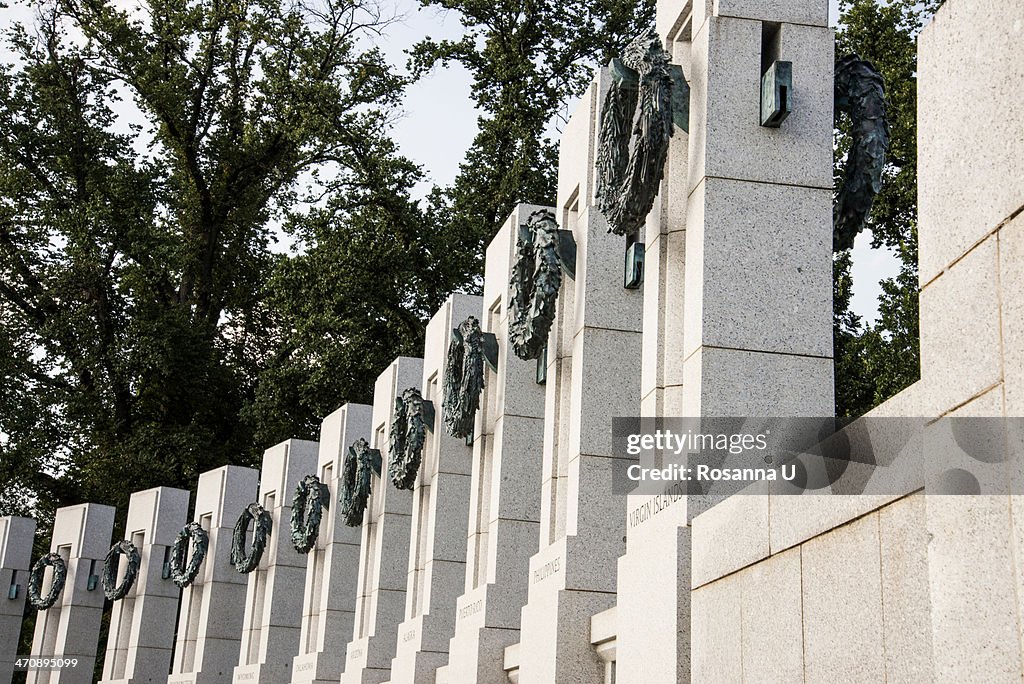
top-left (232, 440), bottom-right (319, 684)
top-left (516, 67), bottom-right (644, 683)
top-left (292, 404), bottom-right (373, 684)
top-left (440, 206), bottom-right (550, 683)
top-left (100, 486), bottom-right (190, 684)
top-left (341, 357), bottom-right (423, 684)
top-left (616, 1), bottom-right (835, 680)
top-left (388, 294), bottom-right (481, 683)
top-left (169, 466), bottom-right (259, 684)
top-left (27, 503), bottom-right (115, 684)
top-left (1, 516), bottom-right (36, 682)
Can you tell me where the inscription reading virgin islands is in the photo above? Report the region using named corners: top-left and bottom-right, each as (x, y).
top-left (628, 482), bottom-right (686, 529)
top-left (533, 556), bottom-right (561, 584)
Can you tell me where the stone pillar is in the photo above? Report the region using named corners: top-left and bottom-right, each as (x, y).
top-left (232, 439), bottom-right (319, 684)
top-left (291, 403), bottom-right (373, 684)
top-left (388, 294), bottom-right (481, 683)
top-left (615, 1), bottom-right (835, 680)
top-left (440, 206), bottom-right (549, 684)
top-left (516, 69), bottom-right (644, 683)
top-left (915, 1), bottom-right (1024, 679)
top-left (169, 466), bottom-right (259, 684)
top-left (341, 357), bottom-right (423, 684)
top-left (27, 503), bottom-right (115, 684)
top-left (916, 0), bottom-right (1022, 419)
top-left (640, 32), bottom-right (691, 421)
top-left (681, 2), bottom-right (835, 412)
top-left (612, 13), bottom-right (695, 683)
top-left (100, 486), bottom-right (190, 684)
top-left (1, 516), bottom-right (36, 682)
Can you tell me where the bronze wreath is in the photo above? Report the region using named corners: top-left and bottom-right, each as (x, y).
top-left (230, 503), bottom-right (272, 574)
top-left (169, 521), bottom-right (209, 588)
top-left (340, 438), bottom-right (376, 527)
top-left (595, 31), bottom-right (680, 237)
top-left (443, 316), bottom-right (485, 438)
top-left (388, 388), bottom-right (427, 490)
top-left (509, 210), bottom-right (562, 361)
top-left (833, 54), bottom-right (890, 252)
top-left (102, 540), bottom-right (141, 601)
top-left (291, 474), bottom-right (330, 554)
top-left (28, 552), bottom-right (67, 610)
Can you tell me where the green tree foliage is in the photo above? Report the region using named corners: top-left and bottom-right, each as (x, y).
top-left (1, 0), bottom-right (651, 530)
top-left (832, 0), bottom-right (942, 416)
top-left (0, 0), bottom-right (437, 523)
top-left (244, 139), bottom-right (474, 444)
top-left (833, 251), bottom-right (876, 416)
top-left (409, 0), bottom-right (656, 280)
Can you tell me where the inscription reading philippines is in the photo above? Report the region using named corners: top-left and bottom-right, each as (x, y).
top-left (533, 557), bottom-right (561, 584)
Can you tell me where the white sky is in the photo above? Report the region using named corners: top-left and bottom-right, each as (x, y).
top-left (371, 2), bottom-right (480, 197)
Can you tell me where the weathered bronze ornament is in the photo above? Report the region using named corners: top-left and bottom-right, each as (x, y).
top-left (509, 210), bottom-right (563, 360)
top-left (28, 552), bottom-right (67, 610)
top-left (596, 30), bottom-right (689, 237)
top-left (231, 502), bottom-right (272, 573)
top-left (834, 54), bottom-right (890, 252)
top-left (443, 317), bottom-right (486, 438)
top-left (341, 438), bottom-right (380, 527)
top-left (169, 521), bottom-right (209, 588)
top-left (102, 540), bottom-right (141, 601)
top-left (290, 474), bottom-right (330, 553)
top-left (760, 60), bottom-right (793, 127)
top-left (389, 388), bottom-right (427, 490)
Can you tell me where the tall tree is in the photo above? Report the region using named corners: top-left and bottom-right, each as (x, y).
top-left (244, 136), bottom-right (475, 445)
top-left (0, 0), bottom-right (428, 524)
top-left (409, 0), bottom-right (656, 280)
top-left (832, 0), bottom-right (942, 416)
top-left (833, 251), bottom-right (876, 417)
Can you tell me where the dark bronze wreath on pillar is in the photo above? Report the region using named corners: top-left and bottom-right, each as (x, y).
top-left (169, 521), bottom-right (209, 588)
top-left (443, 317), bottom-right (485, 439)
top-left (508, 209), bottom-right (562, 361)
top-left (595, 30), bottom-right (688, 237)
top-left (290, 474), bottom-right (330, 554)
top-left (833, 54), bottom-right (890, 252)
top-left (27, 552), bottom-right (67, 610)
top-left (230, 502), bottom-right (272, 574)
top-left (389, 388), bottom-right (427, 491)
top-left (102, 540), bottom-right (141, 601)
top-left (340, 438), bottom-right (377, 527)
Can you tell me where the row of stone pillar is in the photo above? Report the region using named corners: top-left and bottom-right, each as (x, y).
top-left (0, 176), bottom-right (643, 684)
top-left (1, 1), bottom-right (839, 680)
top-left (0, 192), bottom-right (593, 684)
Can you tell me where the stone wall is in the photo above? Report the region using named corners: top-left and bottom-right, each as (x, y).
top-left (687, 1), bottom-right (1024, 681)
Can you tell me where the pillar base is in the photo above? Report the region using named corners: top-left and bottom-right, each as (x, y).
top-left (517, 538), bottom-right (617, 683)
